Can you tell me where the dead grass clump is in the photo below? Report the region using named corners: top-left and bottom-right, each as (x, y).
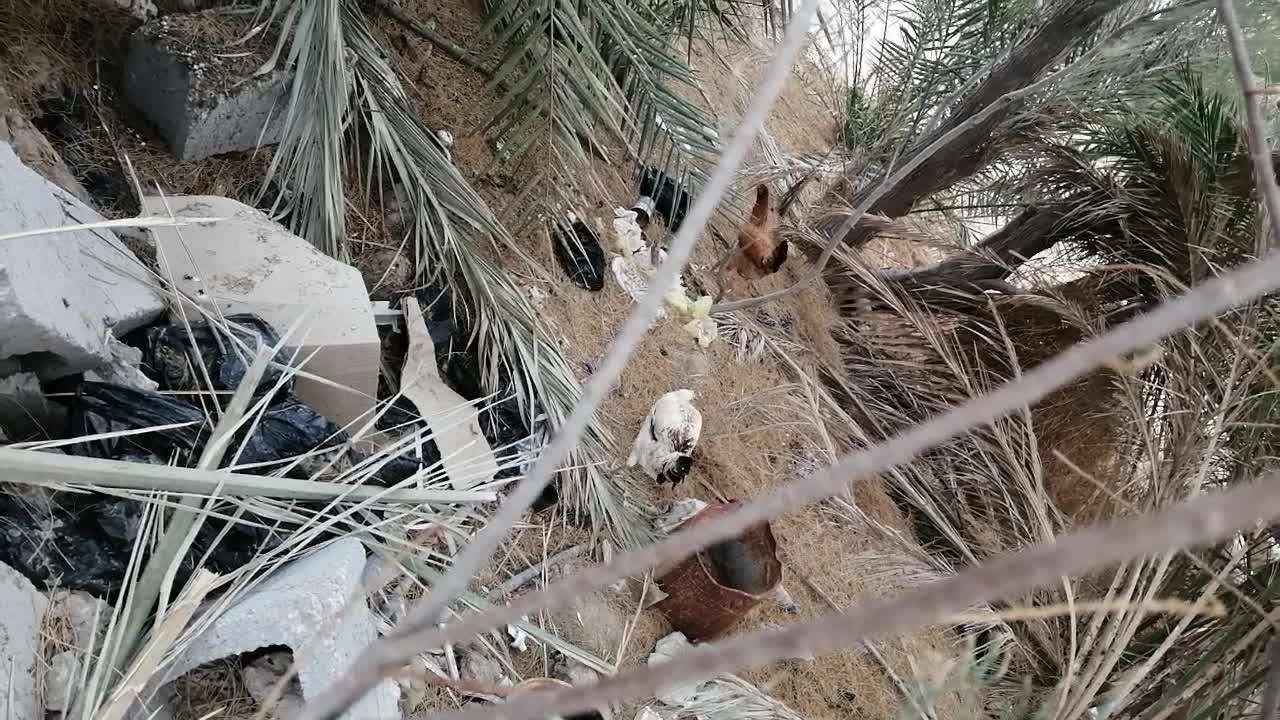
top-left (171, 658), bottom-right (258, 720)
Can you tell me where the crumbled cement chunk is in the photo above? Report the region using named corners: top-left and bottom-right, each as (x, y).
top-left (97, 0), bottom-right (158, 21)
top-left (43, 651), bottom-right (81, 713)
top-left (0, 144), bottom-right (165, 377)
top-left (461, 648), bottom-right (507, 686)
top-left (122, 18), bottom-right (288, 160)
top-left (157, 539), bottom-right (399, 720)
top-left (0, 560), bottom-right (49, 720)
top-left (85, 335), bottom-right (159, 391)
top-left (142, 194), bottom-right (381, 431)
top-left (646, 632), bottom-right (703, 706)
top-left (47, 590), bottom-right (110, 654)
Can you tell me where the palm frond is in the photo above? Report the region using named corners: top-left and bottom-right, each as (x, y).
top-left (257, 0), bottom-right (648, 545)
top-left (478, 0), bottom-right (722, 224)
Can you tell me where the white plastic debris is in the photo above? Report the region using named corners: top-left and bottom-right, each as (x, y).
top-left (507, 620), bottom-right (531, 652)
top-left (655, 498), bottom-right (709, 534)
top-left (646, 632), bottom-right (706, 705)
top-left (607, 208), bottom-right (717, 344)
top-left (633, 707), bottom-right (665, 720)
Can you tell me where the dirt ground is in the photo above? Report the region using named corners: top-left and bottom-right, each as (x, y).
top-left (0, 1), bottom-right (965, 718)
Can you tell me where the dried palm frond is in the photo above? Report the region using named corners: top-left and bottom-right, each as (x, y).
top-left (815, 63), bottom-right (1279, 720)
top-left (250, 0), bottom-right (647, 545)
top-left (478, 0), bottom-right (723, 227)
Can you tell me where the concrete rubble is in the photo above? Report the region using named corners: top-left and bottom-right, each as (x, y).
top-left (0, 560), bottom-right (49, 720)
top-left (141, 194), bottom-right (380, 431)
top-left (40, 590), bottom-right (111, 716)
top-left (123, 16), bottom-right (289, 160)
top-left (0, 142), bottom-right (165, 378)
top-left (645, 632), bottom-right (704, 706)
top-left (43, 651), bottom-right (81, 713)
top-left (156, 538), bottom-right (400, 720)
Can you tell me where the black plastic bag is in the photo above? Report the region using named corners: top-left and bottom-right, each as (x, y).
top-left (551, 217), bottom-right (606, 291)
top-left (127, 314), bottom-right (293, 399)
top-left (0, 488), bottom-right (287, 597)
top-left (66, 382), bottom-right (426, 486)
top-left (638, 165), bottom-right (692, 232)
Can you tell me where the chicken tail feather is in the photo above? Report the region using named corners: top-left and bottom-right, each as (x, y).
top-left (750, 184), bottom-right (771, 227)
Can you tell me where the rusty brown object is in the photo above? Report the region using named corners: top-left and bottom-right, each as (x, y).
top-left (654, 501), bottom-right (783, 641)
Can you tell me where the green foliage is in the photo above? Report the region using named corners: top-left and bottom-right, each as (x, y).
top-left (479, 0), bottom-right (723, 221)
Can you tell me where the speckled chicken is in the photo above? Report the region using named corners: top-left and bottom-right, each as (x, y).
top-left (627, 389), bottom-right (702, 486)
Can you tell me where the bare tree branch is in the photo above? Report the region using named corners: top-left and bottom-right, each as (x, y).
top-left (432, 470), bottom-right (1280, 720)
top-left (295, 3), bottom-right (824, 717)
top-left (1219, 0), bottom-right (1280, 246)
top-left (342, 248), bottom-right (1280, 694)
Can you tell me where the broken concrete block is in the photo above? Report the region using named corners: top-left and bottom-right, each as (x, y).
top-left (45, 589), bottom-right (110, 655)
top-left (646, 632), bottom-right (704, 706)
top-left (142, 195), bottom-right (379, 431)
top-left (0, 560), bottom-right (49, 720)
top-left (158, 538), bottom-right (399, 720)
top-left (0, 143), bottom-right (166, 377)
top-left (122, 17), bottom-right (288, 160)
top-left (85, 335), bottom-right (160, 392)
top-left (43, 651), bottom-right (81, 713)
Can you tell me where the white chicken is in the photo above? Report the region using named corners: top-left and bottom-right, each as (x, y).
top-left (627, 389), bottom-right (702, 486)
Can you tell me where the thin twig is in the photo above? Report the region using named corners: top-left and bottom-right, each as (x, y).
top-left (1219, 0), bottom-right (1280, 246)
top-left (489, 546), bottom-right (585, 600)
top-left (429, 471), bottom-right (1280, 720)
top-left (366, 0), bottom-right (490, 77)
top-left (313, 246), bottom-right (1280, 713)
top-left (295, 3), bottom-right (824, 717)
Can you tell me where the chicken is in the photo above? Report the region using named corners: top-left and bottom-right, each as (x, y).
top-left (727, 184), bottom-right (788, 280)
top-left (627, 389), bottom-right (702, 486)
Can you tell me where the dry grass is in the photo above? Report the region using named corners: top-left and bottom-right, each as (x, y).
top-left (171, 658), bottom-right (259, 720)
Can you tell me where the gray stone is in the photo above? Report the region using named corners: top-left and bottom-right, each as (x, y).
top-left (158, 539), bottom-right (400, 720)
top-left (47, 590), bottom-right (110, 654)
top-left (0, 143), bottom-right (166, 377)
top-left (43, 651), bottom-right (81, 713)
top-left (646, 632), bottom-right (703, 706)
top-left (0, 560), bottom-right (49, 720)
top-left (85, 335), bottom-right (159, 392)
top-left (122, 18), bottom-right (289, 160)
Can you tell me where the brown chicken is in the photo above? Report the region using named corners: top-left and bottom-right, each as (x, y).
top-left (727, 184), bottom-right (788, 280)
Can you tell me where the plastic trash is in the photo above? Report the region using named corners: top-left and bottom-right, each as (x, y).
top-left (127, 314), bottom-right (294, 399)
top-left (551, 216), bottom-right (606, 291)
top-left (63, 382), bottom-right (421, 484)
top-left (0, 489), bottom-right (286, 597)
top-left (638, 165), bottom-right (692, 232)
